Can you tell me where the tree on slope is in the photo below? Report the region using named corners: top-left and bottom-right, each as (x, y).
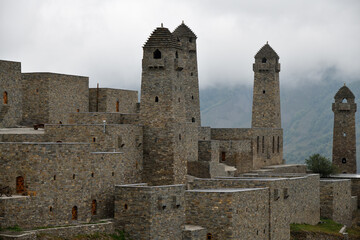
top-left (305, 153), bottom-right (337, 177)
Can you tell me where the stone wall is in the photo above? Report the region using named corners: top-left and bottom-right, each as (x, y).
top-left (89, 88), bottom-right (138, 114)
top-left (68, 112), bottom-right (139, 125)
top-left (22, 73), bottom-right (89, 125)
top-left (329, 175), bottom-right (360, 208)
top-left (185, 188), bottom-right (269, 240)
top-left (320, 179), bottom-right (352, 226)
top-left (0, 142), bottom-right (140, 228)
top-left (114, 183), bottom-right (185, 240)
top-left (0, 60), bottom-right (23, 127)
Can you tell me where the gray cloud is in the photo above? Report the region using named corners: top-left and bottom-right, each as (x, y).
top-left (0, 0), bottom-right (359, 90)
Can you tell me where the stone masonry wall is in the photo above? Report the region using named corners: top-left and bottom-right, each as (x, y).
top-left (0, 142), bottom-right (140, 228)
top-left (0, 60), bottom-right (23, 128)
top-left (68, 112), bottom-right (139, 125)
top-left (185, 188), bottom-right (269, 240)
top-left (22, 73), bottom-right (89, 125)
top-left (114, 184), bottom-right (185, 240)
top-left (320, 179), bottom-right (352, 226)
top-left (89, 88), bottom-right (138, 113)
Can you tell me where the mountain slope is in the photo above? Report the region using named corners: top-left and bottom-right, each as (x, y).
top-left (200, 77), bottom-right (360, 171)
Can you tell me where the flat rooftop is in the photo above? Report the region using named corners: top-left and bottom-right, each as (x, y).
top-left (187, 188), bottom-right (266, 193)
top-left (0, 128), bottom-right (44, 134)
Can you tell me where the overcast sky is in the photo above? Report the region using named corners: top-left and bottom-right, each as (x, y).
top-left (1, 0), bottom-right (359, 90)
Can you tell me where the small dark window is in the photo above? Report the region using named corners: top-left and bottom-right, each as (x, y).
top-left (272, 136), bottom-right (275, 153)
top-left (342, 158), bottom-right (347, 164)
top-left (221, 152), bottom-right (226, 161)
top-left (189, 37), bottom-right (193, 43)
top-left (191, 72), bottom-right (193, 76)
top-left (91, 200), bottom-right (97, 215)
top-left (179, 134), bottom-right (181, 140)
top-left (53, 175), bottom-right (56, 180)
top-left (191, 95), bottom-right (194, 99)
top-left (262, 58), bottom-right (267, 63)
top-left (16, 176), bottom-right (25, 194)
top-left (263, 90), bottom-right (266, 94)
top-left (175, 51), bottom-right (178, 58)
top-left (262, 136), bottom-right (265, 153)
top-left (124, 204), bottom-right (128, 210)
top-left (116, 101), bottom-right (119, 112)
top-left (178, 98), bottom-right (181, 102)
top-left (177, 37), bottom-right (180, 42)
top-left (274, 189), bottom-right (280, 201)
top-left (36, 89), bottom-right (39, 93)
top-left (112, 172), bottom-right (115, 176)
top-left (277, 136), bottom-right (280, 153)
top-left (92, 137), bottom-right (96, 143)
top-left (72, 206), bottom-right (78, 220)
top-left (73, 174), bottom-right (76, 179)
top-left (257, 136), bottom-right (260, 153)
top-left (207, 233), bottom-right (212, 240)
top-left (76, 109), bottom-right (80, 112)
top-left (121, 143), bottom-right (125, 148)
top-left (284, 188), bottom-right (289, 199)
top-left (3, 91), bottom-right (8, 104)
top-left (91, 172), bottom-right (94, 177)
top-left (59, 121), bottom-right (63, 124)
top-left (153, 49), bottom-right (161, 59)
top-left (50, 206), bottom-right (53, 212)
top-left (155, 96), bottom-right (159, 102)
top-left (192, 117), bottom-right (195, 122)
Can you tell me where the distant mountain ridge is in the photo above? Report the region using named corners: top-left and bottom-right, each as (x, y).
top-left (200, 76), bottom-right (360, 172)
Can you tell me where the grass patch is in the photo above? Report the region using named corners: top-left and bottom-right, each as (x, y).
top-left (0, 225), bottom-right (23, 232)
top-left (291, 218), bottom-right (360, 238)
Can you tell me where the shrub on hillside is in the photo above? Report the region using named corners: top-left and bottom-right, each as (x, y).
top-left (305, 153), bottom-right (337, 177)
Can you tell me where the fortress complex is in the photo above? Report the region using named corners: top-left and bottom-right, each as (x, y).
top-left (0, 22), bottom-right (358, 240)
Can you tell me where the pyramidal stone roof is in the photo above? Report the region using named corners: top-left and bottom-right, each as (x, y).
top-left (144, 26), bottom-right (181, 49)
top-left (173, 22), bottom-right (197, 38)
top-left (255, 43), bottom-right (279, 59)
top-left (335, 85), bottom-right (355, 99)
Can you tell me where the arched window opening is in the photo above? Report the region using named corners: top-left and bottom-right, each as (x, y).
top-left (221, 152), bottom-right (226, 162)
top-left (342, 158), bottom-right (347, 164)
top-left (262, 58), bottom-right (267, 63)
top-left (192, 117), bottom-right (195, 123)
top-left (175, 51), bottom-right (178, 58)
top-left (91, 200), bottom-right (97, 215)
top-left (116, 101), bottom-right (119, 112)
top-left (153, 49), bottom-right (161, 59)
top-left (343, 132), bottom-right (347, 137)
top-left (342, 98), bottom-right (348, 103)
top-left (16, 176), bottom-right (25, 194)
top-left (207, 233), bottom-right (212, 240)
top-left (3, 91), bottom-right (8, 104)
top-left (72, 206), bottom-right (78, 220)
top-left (155, 96), bottom-right (159, 102)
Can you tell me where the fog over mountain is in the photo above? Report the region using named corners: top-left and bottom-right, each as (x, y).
top-left (0, 0), bottom-right (359, 90)
top-left (200, 68), bottom-right (360, 171)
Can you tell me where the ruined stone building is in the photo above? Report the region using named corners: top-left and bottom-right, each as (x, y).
top-left (0, 22), bottom-right (358, 240)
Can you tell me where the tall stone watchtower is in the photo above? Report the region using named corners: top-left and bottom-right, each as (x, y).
top-left (252, 43), bottom-right (281, 128)
top-left (173, 22), bottom-right (201, 126)
top-left (140, 25), bottom-right (188, 185)
top-left (332, 85), bottom-right (357, 174)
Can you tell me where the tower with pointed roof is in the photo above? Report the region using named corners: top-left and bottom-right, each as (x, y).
top-left (332, 85), bottom-right (357, 173)
top-left (140, 25), bottom-right (190, 185)
top-left (173, 21), bottom-right (201, 127)
top-left (252, 43), bottom-right (281, 129)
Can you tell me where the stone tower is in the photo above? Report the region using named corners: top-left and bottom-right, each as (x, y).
top-left (252, 43), bottom-right (281, 128)
top-left (332, 85), bottom-right (357, 174)
top-left (173, 22), bottom-right (201, 126)
top-left (140, 25), bottom-right (189, 185)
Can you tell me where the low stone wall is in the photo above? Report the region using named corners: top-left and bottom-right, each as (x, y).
top-left (0, 221), bottom-right (113, 240)
top-left (320, 179), bottom-right (352, 226)
top-left (183, 225), bottom-right (207, 240)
